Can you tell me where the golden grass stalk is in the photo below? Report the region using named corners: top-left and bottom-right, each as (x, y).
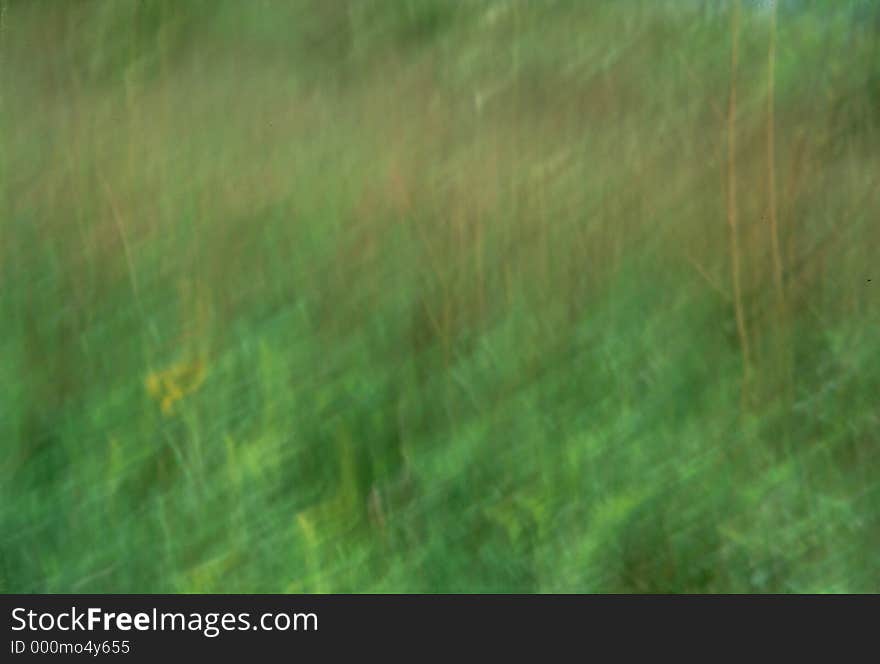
top-left (726, 0), bottom-right (751, 396)
top-left (766, 0), bottom-right (793, 408)
top-left (767, 0), bottom-right (784, 309)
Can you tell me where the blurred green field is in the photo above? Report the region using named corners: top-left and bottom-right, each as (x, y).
top-left (1, 0), bottom-right (878, 593)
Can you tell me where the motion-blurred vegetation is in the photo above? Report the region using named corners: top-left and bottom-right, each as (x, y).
top-left (1, 0), bottom-right (878, 592)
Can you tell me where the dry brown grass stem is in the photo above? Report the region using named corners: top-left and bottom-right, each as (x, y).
top-left (726, 0), bottom-right (751, 397)
top-left (767, 2), bottom-right (784, 311)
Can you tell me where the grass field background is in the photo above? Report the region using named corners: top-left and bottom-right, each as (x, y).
top-left (1, 0), bottom-right (878, 592)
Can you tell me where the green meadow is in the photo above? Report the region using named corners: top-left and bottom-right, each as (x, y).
top-left (1, 0), bottom-right (878, 592)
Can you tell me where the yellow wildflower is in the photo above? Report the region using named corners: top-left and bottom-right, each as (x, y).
top-left (145, 356), bottom-right (207, 416)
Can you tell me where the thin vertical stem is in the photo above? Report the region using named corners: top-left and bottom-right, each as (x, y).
top-left (727, 0), bottom-right (751, 393)
top-left (767, 0), bottom-right (784, 309)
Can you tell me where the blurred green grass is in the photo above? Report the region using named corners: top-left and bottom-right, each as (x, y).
top-left (1, 0), bottom-right (878, 592)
